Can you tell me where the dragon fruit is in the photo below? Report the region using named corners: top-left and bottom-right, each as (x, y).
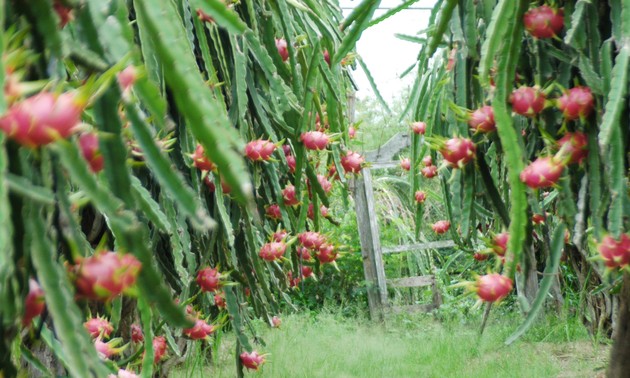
top-left (340, 150), bottom-right (364, 174)
top-left (22, 279), bottom-right (45, 326)
top-left (259, 242), bottom-right (287, 262)
top-left (73, 251), bottom-right (141, 302)
top-left (84, 316), bottom-right (114, 339)
top-left (432, 220), bottom-right (451, 234)
top-left (183, 319), bottom-right (214, 340)
top-left (131, 324), bottom-right (144, 343)
top-left (78, 133), bottom-right (104, 173)
top-left (520, 156), bottom-right (565, 189)
top-left (300, 131), bottom-right (330, 151)
top-left (282, 184), bottom-right (300, 206)
top-left (245, 139), bottom-right (276, 161)
top-left (265, 204), bottom-right (282, 220)
top-left (240, 351), bottom-right (266, 371)
top-left (196, 267), bottom-right (223, 293)
top-left (475, 273), bottom-right (513, 302)
top-left (468, 106), bottom-right (496, 133)
top-left (523, 5), bottom-right (564, 39)
top-left (411, 121), bottom-right (426, 135)
top-left (439, 137), bottom-right (476, 168)
top-left (276, 38), bottom-right (289, 62)
top-left (421, 165), bottom-right (438, 178)
top-left (557, 86), bottom-right (594, 120)
top-left (0, 91), bottom-right (83, 147)
top-left (556, 131), bottom-right (588, 164)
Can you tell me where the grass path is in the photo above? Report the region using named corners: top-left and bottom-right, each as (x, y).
top-left (174, 311), bottom-right (608, 378)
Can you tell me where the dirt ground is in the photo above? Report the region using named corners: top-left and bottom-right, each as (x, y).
top-left (550, 342), bottom-right (610, 378)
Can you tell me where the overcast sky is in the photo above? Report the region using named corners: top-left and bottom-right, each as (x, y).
top-left (340, 0), bottom-right (438, 104)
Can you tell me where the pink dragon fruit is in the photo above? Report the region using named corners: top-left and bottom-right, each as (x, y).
top-left (0, 91), bottom-right (83, 147)
top-left (245, 139), bottom-right (276, 161)
top-left (300, 131), bottom-right (330, 150)
top-left (73, 251), bottom-right (141, 302)
top-left (78, 133), bottom-right (104, 173)
top-left (84, 316), bottom-right (114, 339)
top-left (196, 267), bottom-right (223, 293)
top-left (22, 279), bottom-right (45, 326)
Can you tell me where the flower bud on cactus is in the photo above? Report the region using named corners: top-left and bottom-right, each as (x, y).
top-left (532, 213), bottom-right (546, 225)
top-left (0, 91), bottom-right (83, 147)
top-left (323, 50), bottom-right (331, 66)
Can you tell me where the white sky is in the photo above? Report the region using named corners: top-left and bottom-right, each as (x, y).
top-left (340, 0), bottom-right (438, 104)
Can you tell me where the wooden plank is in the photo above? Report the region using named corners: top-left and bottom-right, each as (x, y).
top-left (354, 171), bottom-right (384, 321)
top-left (361, 168), bottom-right (389, 308)
top-left (364, 132), bottom-right (412, 163)
top-left (382, 240), bottom-right (456, 254)
top-left (386, 275), bottom-right (434, 288)
top-left (388, 304), bottom-right (436, 314)
top-left (369, 161), bottom-right (400, 169)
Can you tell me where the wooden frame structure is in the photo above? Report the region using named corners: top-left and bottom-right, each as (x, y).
top-left (353, 132), bottom-right (453, 320)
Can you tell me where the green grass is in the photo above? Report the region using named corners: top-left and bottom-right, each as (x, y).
top-left (172, 310), bottom-right (608, 378)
